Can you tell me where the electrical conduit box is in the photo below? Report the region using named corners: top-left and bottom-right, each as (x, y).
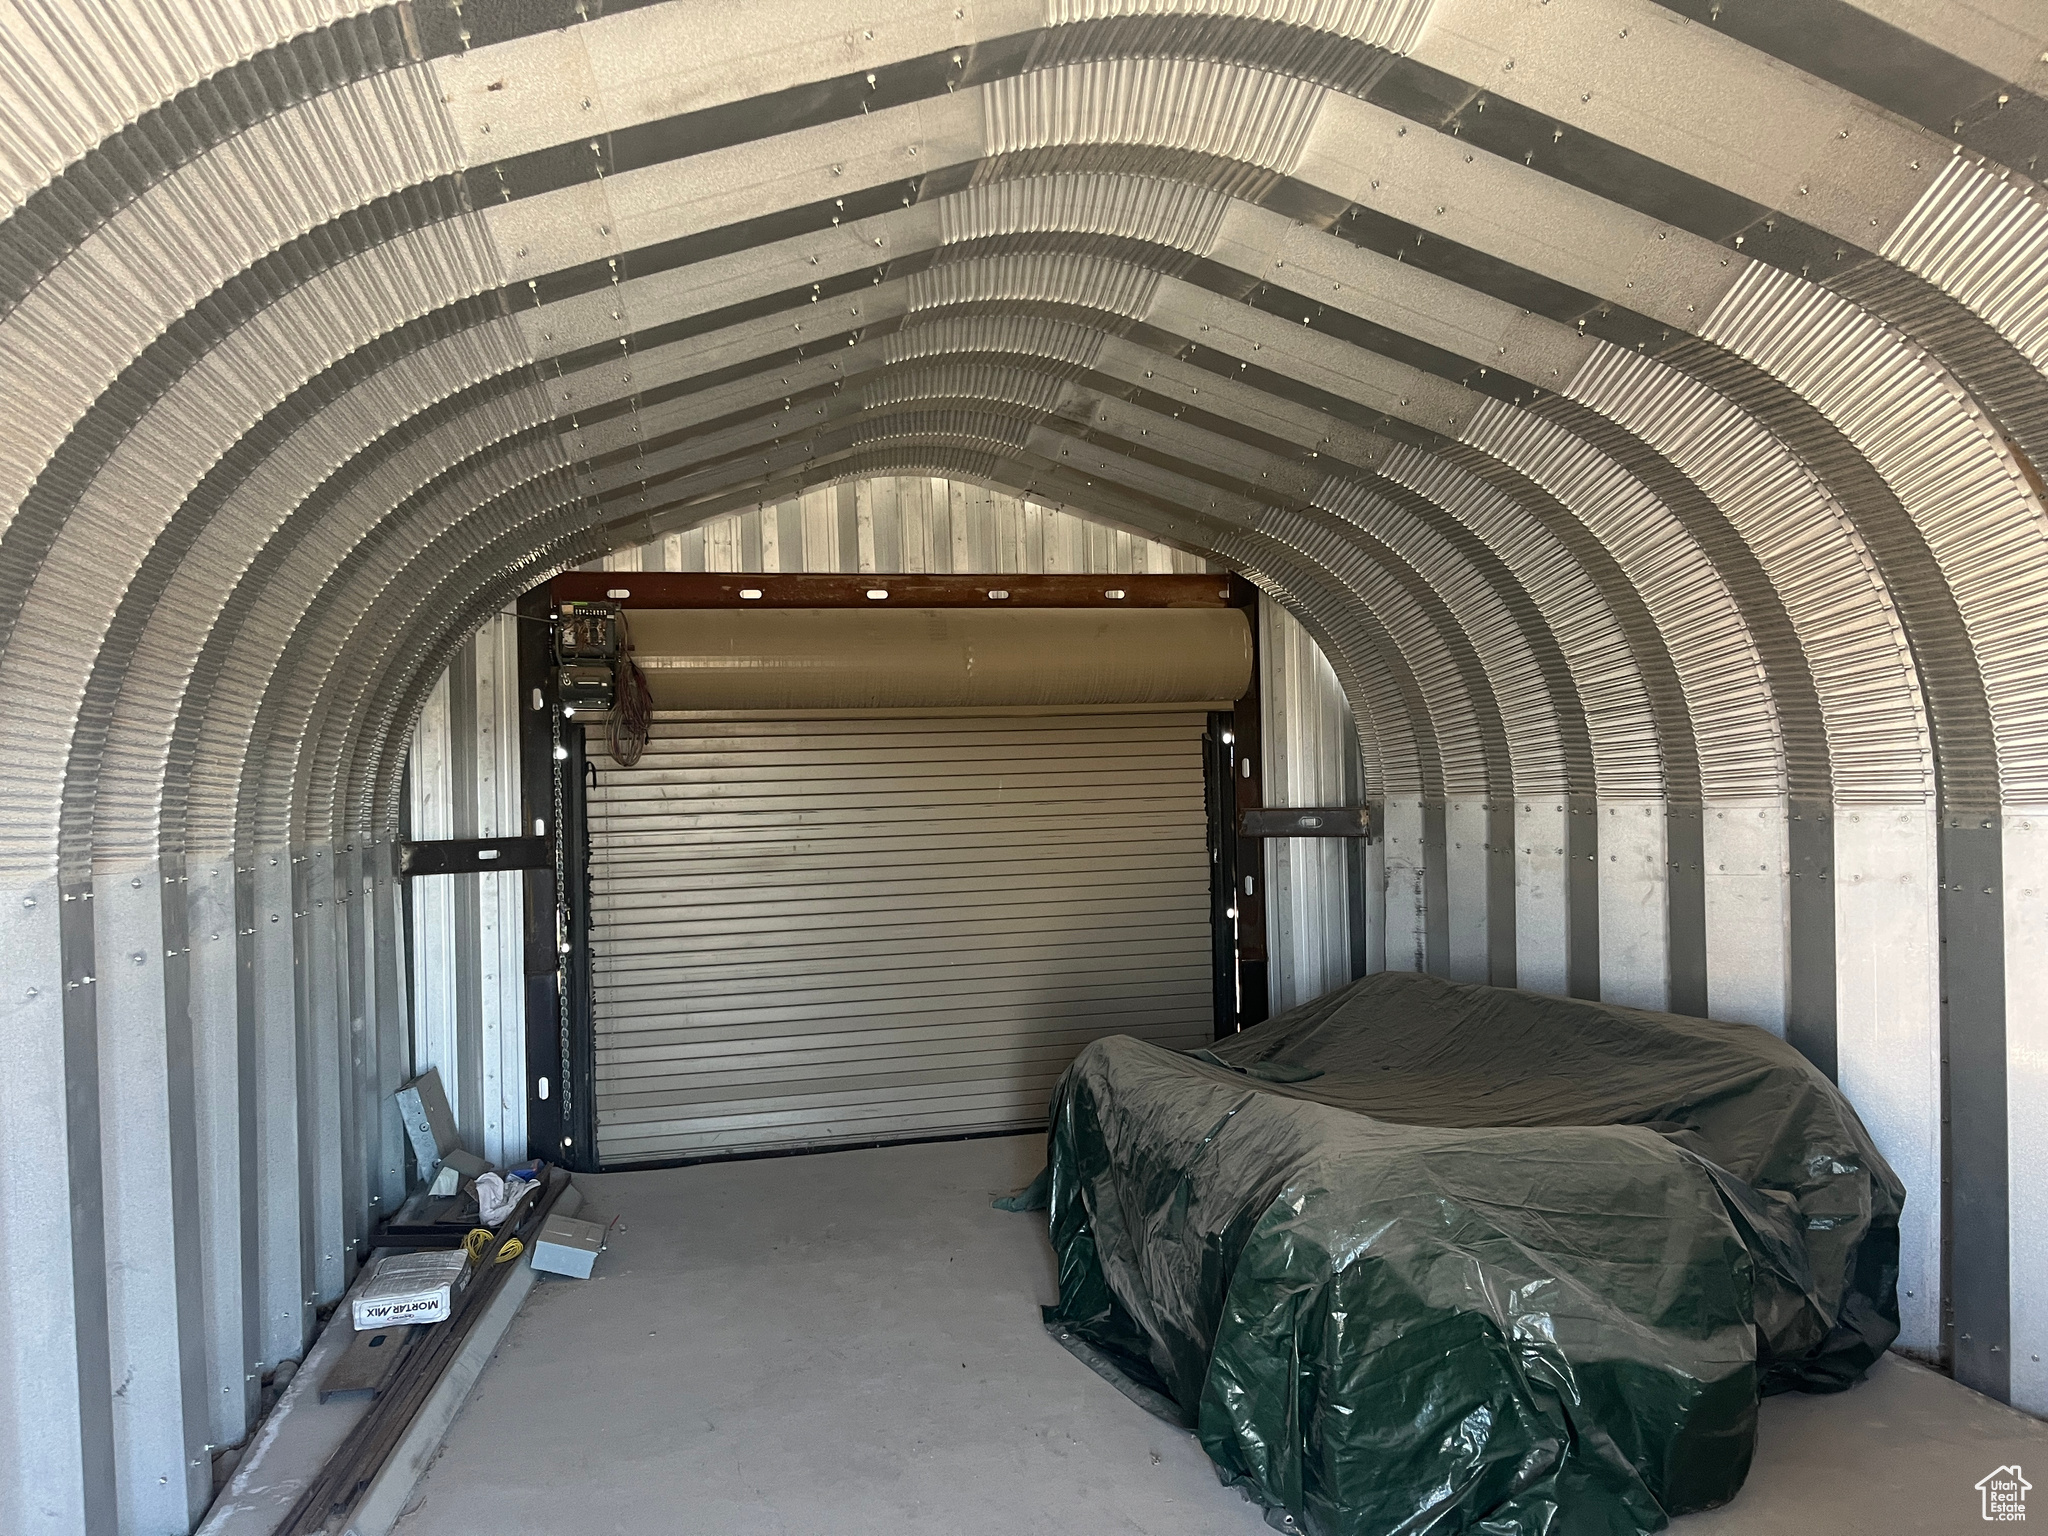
top-left (531, 1214), bottom-right (607, 1279)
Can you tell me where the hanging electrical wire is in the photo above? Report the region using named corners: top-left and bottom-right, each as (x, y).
top-left (608, 608), bottom-right (652, 767)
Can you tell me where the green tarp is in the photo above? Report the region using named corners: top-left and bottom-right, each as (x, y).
top-left (1037, 973), bottom-right (1904, 1535)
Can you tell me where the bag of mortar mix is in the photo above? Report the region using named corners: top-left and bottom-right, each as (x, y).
top-left (351, 1250), bottom-right (468, 1330)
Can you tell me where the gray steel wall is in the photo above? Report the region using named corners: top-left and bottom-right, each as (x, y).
top-left (597, 477), bottom-right (1213, 577)
top-left (3, 2), bottom-right (2048, 1531)
top-left (1260, 600), bottom-right (1370, 1010)
top-left (406, 612), bottom-right (526, 1167)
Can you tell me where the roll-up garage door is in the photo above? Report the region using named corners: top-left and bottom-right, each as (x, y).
top-left (587, 710), bottom-right (1216, 1165)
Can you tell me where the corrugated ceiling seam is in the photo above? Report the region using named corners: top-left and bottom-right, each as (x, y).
top-left (883, 312), bottom-right (1106, 373)
top-left (863, 363), bottom-right (1067, 414)
top-left (852, 406), bottom-right (1037, 454)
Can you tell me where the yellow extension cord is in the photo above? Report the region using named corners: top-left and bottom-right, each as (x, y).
top-left (464, 1227), bottom-right (523, 1265)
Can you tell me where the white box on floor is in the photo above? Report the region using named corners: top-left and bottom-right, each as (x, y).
top-left (352, 1250), bottom-right (468, 1329)
top-left (531, 1214), bottom-right (606, 1278)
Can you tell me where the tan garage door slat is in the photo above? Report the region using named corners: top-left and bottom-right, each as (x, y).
top-left (588, 710), bottom-right (1216, 1164)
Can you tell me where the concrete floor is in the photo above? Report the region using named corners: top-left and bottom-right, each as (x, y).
top-left (395, 1135), bottom-right (2046, 1536)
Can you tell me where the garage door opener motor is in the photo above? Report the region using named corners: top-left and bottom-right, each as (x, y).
top-left (553, 600), bottom-right (621, 715)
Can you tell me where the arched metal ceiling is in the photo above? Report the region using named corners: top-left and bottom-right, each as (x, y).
top-left (3, 1), bottom-right (2048, 1530)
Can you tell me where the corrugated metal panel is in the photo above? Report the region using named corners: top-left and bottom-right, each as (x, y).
top-left (0, 59), bottom-right (465, 541)
top-left (15, 0), bottom-right (2048, 1514)
top-left (0, 212), bottom-right (513, 882)
top-left (317, 497), bottom-right (589, 842)
top-left (1705, 262), bottom-right (2048, 805)
top-left (982, 59), bottom-right (1326, 177)
top-left (181, 347), bottom-right (555, 851)
top-left (1359, 450), bottom-right (1664, 800)
top-left (620, 474), bottom-right (1208, 578)
top-left (102, 313), bottom-right (543, 861)
top-left (406, 609), bottom-right (527, 1167)
top-left (1310, 477), bottom-right (1572, 797)
top-left (853, 405), bottom-right (1037, 455)
top-left (884, 312), bottom-right (1107, 373)
top-left (587, 712), bottom-right (1215, 1163)
top-left (0, 0), bottom-right (386, 212)
top-left (1460, 398), bottom-right (1785, 803)
top-left (863, 363), bottom-right (1068, 414)
top-left (940, 171), bottom-right (1231, 252)
top-left (1883, 153), bottom-right (2048, 376)
top-left (907, 249), bottom-right (1163, 320)
top-left (1207, 537), bottom-right (1411, 798)
top-left (1253, 505), bottom-right (1498, 797)
top-left (1261, 600), bottom-right (1365, 1011)
top-left (1567, 343), bottom-right (1934, 807)
top-left (1047, 0), bottom-right (1433, 50)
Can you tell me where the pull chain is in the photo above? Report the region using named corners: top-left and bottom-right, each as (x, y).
top-left (551, 699), bottom-right (572, 1155)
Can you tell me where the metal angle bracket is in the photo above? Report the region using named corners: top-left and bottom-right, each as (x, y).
top-left (393, 838), bottom-right (554, 878)
top-left (1239, 807), bottom-right (1377, 839)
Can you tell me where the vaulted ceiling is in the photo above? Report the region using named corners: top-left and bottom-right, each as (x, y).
top-left (3, 0), bottom-right (2042, 880)
top-left (5, 4), bottom-right (2048, 1525)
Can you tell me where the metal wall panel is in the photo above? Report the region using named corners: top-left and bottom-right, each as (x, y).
top-left (1260, 599), bottom-right (1367, 1012)
top-left (405, 612), bottom-right (526, 1164)
top-left (587, 712), bottom-right (1217, 1164)
top-left (608, 476), bottom-right (1211, 579)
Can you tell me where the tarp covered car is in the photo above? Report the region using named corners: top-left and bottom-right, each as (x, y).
top-left (1039, 973), bottom-right (1904, 1535)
